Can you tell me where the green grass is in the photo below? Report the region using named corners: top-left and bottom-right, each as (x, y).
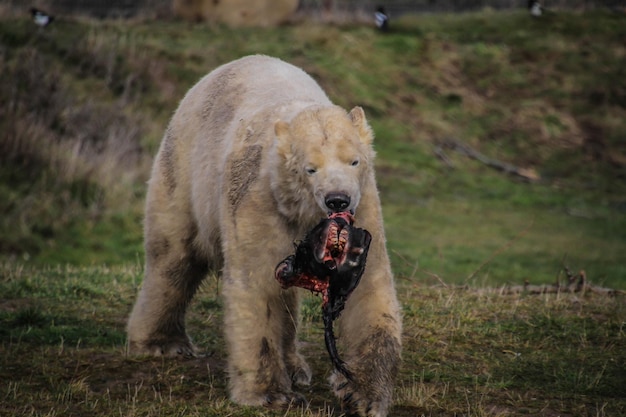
top-left (1, 8), bottom-right (626, 417)
top-left (1, 263), bottom-right (624, 416)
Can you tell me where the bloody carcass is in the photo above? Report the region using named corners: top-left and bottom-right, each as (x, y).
top-left (274, 212), bottom-right (371, 379)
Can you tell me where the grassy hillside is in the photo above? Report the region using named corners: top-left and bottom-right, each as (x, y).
top-left (1, 10), bottom-right (625, 287)
top-left (1, 9), bottom-right (625, 417)
top-left (1, 10), bottom-right (625, 288)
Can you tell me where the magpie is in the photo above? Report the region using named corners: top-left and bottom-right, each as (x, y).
top-left (30, 7), bottom-right (54, 28)
top-left (374, 6), bottom-right (389, 32)
top-left (528, 0), bottom-right (542, 17)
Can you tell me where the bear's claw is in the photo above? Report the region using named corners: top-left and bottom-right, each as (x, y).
top-left (263, 391), bottom-right (308, 409)
top-left (289, 361), bottom-right (313, 387)
top-left (330, 371), bottom-right (389, 417)
top-left (128, 339), bottom-right (197, 358)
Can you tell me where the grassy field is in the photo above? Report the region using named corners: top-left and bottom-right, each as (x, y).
top-left (1, 263), bottom-right (624, 416)
top-left (1, 8), bottom-right (625, 417)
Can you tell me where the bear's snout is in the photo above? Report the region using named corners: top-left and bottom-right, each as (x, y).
top-left (324, 192), bottom-right (351, 213)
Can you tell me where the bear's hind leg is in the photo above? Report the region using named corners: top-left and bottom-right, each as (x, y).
top-left (127, 210), bottom-right (208, 357)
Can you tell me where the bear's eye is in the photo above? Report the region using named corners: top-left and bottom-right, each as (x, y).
top-left (350, 159), bottom-right (360, 167)
top-left (306, 167), bottom-right (317, 175)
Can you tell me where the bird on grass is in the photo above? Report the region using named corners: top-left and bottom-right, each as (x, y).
top-left (30, 7), bottom-right (54, 28)
top-left (528, 0), bottom-right (542, 17)
top-left (374, 6), bottom-right (389, 32)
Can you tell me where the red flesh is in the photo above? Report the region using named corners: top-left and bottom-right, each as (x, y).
top-left (279, 212), bottom-right (354, 304)
top-left (323, 212), bottom-right (353, 267)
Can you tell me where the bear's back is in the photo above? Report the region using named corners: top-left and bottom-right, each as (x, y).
top-left (216, 55), bottom-right (330, 105)
top-left (180, 55), bottom-right (332, 125)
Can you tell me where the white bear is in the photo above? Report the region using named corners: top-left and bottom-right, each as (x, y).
top-left (127, 55), bottom-right (402, 416)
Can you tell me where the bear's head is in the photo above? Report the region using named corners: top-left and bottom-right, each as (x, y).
top-left (272, 105), bottom-right (375, 224)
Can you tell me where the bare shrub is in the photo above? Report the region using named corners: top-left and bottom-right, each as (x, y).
top-left (0, 45), bottom-right (150, 256)
top-left (1, 48), bottom-right (65, 162)
top-left (1, 46), bottom-right (149, 184)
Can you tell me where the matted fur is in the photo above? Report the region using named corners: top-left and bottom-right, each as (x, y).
top-left (127, 55), bottom-right (402, 416)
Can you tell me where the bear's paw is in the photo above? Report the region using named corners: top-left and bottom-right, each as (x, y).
top-left (128, 338), bottom-right (197, 358)
top-left (264, 391), bottom-right (308, 409)
top-left (330, 371), bottom-right (391, 417)
top-left (289, 359), bottom-right (313, 387)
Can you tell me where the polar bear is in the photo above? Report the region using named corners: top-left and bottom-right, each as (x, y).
top-left (127, 55), bottom-right (402, 416)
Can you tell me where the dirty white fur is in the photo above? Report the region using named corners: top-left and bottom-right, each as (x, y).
top-left (127, 55), bottom-right (402, 416)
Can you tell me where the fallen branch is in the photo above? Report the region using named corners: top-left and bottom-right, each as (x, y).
top-left (495, 269), bottom-right (624, 296)
top-left (437, 137), bottom-right (540, 182)
top-left (433, 144), bottom-right (454, 169)
top-left (499, 271), bottom-right (623, 295)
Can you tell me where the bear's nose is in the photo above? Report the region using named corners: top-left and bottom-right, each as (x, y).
top-left (325, 193), bottom-right (351, 212)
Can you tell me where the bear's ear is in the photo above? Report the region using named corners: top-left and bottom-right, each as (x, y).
top-left (274, 120), bottom-right (292, 158)
top-left (349, 106), bottom-right (373, 146)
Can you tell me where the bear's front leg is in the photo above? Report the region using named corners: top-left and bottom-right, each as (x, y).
top-left (329, 266), bottom-right (402, 417)
top-left (222, 272), bottom-right (310, 408)
top-left (329, 328), bottom-right (401, 417)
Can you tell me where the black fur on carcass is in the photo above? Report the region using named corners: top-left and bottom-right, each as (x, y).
top-left (275, 212), bottom-right (372, 380)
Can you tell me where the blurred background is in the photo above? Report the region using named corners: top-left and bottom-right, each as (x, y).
top-left (1, 0), bottom-right (625, 288)
top-left (1, 0), bottom-right (624, 20)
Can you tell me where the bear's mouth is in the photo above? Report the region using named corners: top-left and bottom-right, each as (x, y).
top-left (274, 211), bottom-right (371, 380)
top-left (326, 208), bottom-right (355, 217)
